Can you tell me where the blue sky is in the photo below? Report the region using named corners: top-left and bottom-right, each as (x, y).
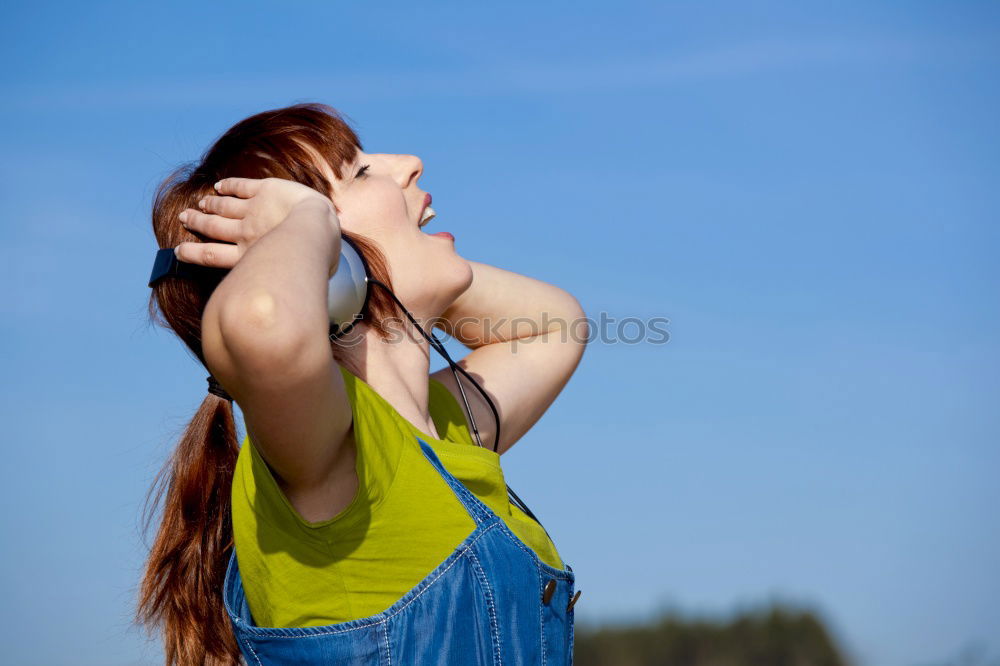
top-left (1, 2), bottom-right (997, 664)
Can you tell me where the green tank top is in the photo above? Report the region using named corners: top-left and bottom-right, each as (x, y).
top-left (231, 364), bottom-right (565, 628)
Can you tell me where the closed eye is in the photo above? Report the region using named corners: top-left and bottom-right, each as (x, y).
top-left (356, 164), bottom-right (371, 178)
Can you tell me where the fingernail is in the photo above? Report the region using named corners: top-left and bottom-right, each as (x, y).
top-left (198, 198), bottom-right (207, 209)
top-left (179, 210), bottom-right (188, 223)
top-left (214, 181), bottom-right (222, 191)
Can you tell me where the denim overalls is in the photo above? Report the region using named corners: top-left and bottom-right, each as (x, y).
top-left (223, 437), bottom-right (579, 665)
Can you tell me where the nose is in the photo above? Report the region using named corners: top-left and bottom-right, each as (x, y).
top-left (391, 153), bottom-right (423, 189)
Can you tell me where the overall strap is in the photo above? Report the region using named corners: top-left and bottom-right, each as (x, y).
top-left (414, 437), bottom-right (500, 528)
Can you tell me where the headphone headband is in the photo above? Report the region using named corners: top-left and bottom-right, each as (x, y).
top-left (147, 248), bottom-right (227, 288)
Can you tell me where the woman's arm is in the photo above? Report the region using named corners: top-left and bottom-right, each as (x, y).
top-left (430, 260), bottom-right (589, 455)
top-left (197, 181), bottom-right (354, 496)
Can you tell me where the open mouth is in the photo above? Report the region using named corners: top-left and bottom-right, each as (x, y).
top-left (418, 205), bottom-right (436, 229)
top-left (417, 205), bottom-right (452, 240)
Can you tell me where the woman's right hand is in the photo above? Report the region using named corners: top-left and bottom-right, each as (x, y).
top-left (175, 177), bottom-right (338, 269)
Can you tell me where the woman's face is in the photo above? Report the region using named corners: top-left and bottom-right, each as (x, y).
top-left (322, 149), bottom-right (473, 321)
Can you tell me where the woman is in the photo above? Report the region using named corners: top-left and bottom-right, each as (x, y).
top-left (137, 102), bottom-right (588, 665)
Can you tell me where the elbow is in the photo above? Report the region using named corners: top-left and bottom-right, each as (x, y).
top-left (204, 288), bottom-right (328, 382)
top-left (222, 288), bottom-right (284, 336)
top-left (557, 293), bottom-right (591, 355)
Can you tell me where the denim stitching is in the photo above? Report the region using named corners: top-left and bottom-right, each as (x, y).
top-left (417, 440), bottom-right (496, 526)
top-left (538, 563), bottom-right (547, 666)
top-left (453, 485), bottom-right (491, 524)
top-left (491, 519), bottom-right (574, 581)
top-left (438, 471), bottom-right (492, 525)
top-left (240, 635), bottom-right (263, 666)
top-left (443, 475), bottom-right (492, 524)
top-left (467, 548), bottom-right (503, 666)
top-left (382, 620), bottom-right (391, 666)
top-left (242, 522), bottom-right (502, 638)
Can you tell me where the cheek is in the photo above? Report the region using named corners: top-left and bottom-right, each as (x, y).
top-left (373, 181), bottom-right (409, 219)
top-left (371, 196), bottom-right (406, 225)
top-left (336, 186), bottom-right (409, 232)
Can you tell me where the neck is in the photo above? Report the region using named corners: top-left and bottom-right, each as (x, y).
top-left (335, 316), bottom-right (443, 440)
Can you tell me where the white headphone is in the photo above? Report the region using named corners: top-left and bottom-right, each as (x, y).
top-left (327, 235), bottom-right (371, 339)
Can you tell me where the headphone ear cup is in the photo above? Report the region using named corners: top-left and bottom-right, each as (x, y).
top-left (328, 235), bottom-right (371, 338)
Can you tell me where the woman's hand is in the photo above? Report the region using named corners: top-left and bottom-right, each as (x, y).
top-left (175, 177), bottom-right (337, 269)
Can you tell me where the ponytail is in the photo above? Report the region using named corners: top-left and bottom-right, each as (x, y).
top-left (135, 391), bottom-right (242, 665)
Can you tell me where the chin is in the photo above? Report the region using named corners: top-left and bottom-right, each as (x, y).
top-left (458, 256), bottom-right (475, 291)
top-left (434, 256), bottom-right (473, 312)
top-left (455, 254), bottom-right (474, 286)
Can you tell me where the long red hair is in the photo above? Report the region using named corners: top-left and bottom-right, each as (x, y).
top-left (136, 102), bottom-right (397, 664)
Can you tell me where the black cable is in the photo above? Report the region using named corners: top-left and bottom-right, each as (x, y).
top-left (365, 278), bottom-right (547, 529)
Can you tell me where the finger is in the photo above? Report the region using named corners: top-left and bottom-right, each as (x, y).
top-left (197, 194), bottom-right (249, 219)
top-left (174, 241), bottom-right (241, 269)
top-left (180, 208), bottom-right (243, 243)
top-left (214, 177), bottom-right (263, 199)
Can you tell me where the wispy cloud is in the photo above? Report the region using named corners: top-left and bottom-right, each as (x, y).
top-left (3, 34), bottom-right (995, 112)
